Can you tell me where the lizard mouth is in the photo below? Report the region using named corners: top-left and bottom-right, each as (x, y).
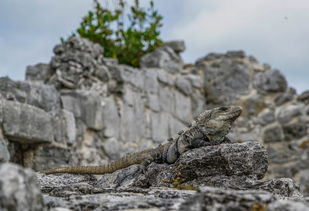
top-left (222, 106), bottom-right (242, 121)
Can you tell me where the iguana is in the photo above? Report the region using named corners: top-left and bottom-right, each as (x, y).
top-left (41, 106), bottom-right (242, 174)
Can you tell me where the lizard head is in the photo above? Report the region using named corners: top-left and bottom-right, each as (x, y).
top-left (194, 106), bottom-right (242, 141)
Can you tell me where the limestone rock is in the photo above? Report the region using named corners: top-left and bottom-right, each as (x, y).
top-left (198, 52), bottom-right (251, 104)
top-left (1, 100), bottom-right (54, 144)
top-left (0, 141), bottom-right (10, 162)
top-left (131, 141), bottom-right (268, 188)
top-left (175, 76), bottom-right (192, 96)
top-left (140, 46), bottom-right (183, 74)
top-left (61, 91), bottom-right (104, 131)
top-left (254, 69), bottom-right (287, 94)
top-left (263, 124), bottom-right (284, 143)
top-left (0, 163), bottom-right (44, 211)
top-left (0, 77), bottom-right (61, 113)
top-left (283, 122), bottom-right (308, 141)
top-left (164, 40), bottom-right (186, 54)
top-left (26, 63), bottom-right (53, 82)
top-left (276, 104), bottom-right (304, 124)
top-left (298, 90), bottom-right (309, 104)
top-left (179, 186), bottom-right (307, 211)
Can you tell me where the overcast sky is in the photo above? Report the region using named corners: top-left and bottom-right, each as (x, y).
top-left (0, 0), bottom-right (308, 93)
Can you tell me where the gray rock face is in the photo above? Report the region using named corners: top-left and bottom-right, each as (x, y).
top-left (276, 104), bottom-right (304, 124)
top-left (135, 141), bottom-right (268, 188)
top-left (254, 69), bottom-right (287, 94)
top-left (2, 36), bottom-right (309, 210)
top-left (263, 124), bottom-right (284, 143)
top-left (197, 52), bottom-right (251, 104)
top-left (179, 187), bottom-right (307, 211)
top-left (37, 141), bottom-right (304, 210)
top-left (140, 46), bottom-right (183, 74)
top-left (61, 91), bottom-right (104, 131)
top-left (0, 141), bottom-right (10, 162)
top-left (0, 77), bottom-right (61, 113)
top-left (283, 122), bottom-right (308, 141)
top-left (25, 63), bottom-right (53, 82)
top-left (298, 90), bottom-right (309, 104)
top-left (0, 163), bottom-right (44, 211)
top-left (1, 100), bottom-right (54, 144)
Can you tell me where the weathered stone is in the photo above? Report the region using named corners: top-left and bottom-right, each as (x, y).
top-left (110, 65), bottom-right (144, 89)
top-left (254, 69), bottom-right (287, 94)
top-left (0, 163), bottom-right (44, 211)
top-left (52, 110), bottom-right (76, 144)
top-left (254, 108), bottom-right (275, 126)
top-left (201, 57), bottom-right (251, 104)
top-left (140, 46), bottom-right (183, 74)
top-left (158, 86), bottom-right (175, 113)
top-left (157, 69), bottom-right (175, 86)
top-left (0, 78), bottom-right (61, 113)
top-left (120, 104), bottom-right (138, 142)
top-left (61, 91), bottom-right (104, 130)
top-left (254, 178), bottom-right (301, 197)
top-left (175, 76), bottom-right (192, 95)
top-left (0, 141), bottom-right (10, 162)
top-left (94, 65), bottom-right (109, 82)
top-left (138, 142), bottom-right (268, 188)
top-left (102, 97), bottom-right (120, 138)
top-left (164, 40), bottom-right (186, 53)
top-left (21, 82), bottom-right (61, 113)
top-left (177, 141), bottom-right (268, 180)
top-left (226, 50), bottom-right (246, 58)
top-left (263, 124), bottom-right (284, 143)
top-left (179, 186), bottom-right (307, 211)
top-left (276, 104), bottom-right (304, 123)
top-left (242, 94), bottom-right (267, 117)
top-left (275, 88), bottom-right (296, 106)
top-left (38, 172), bottom-right (193, 211)
top-left (268, 200), bottom-right (309, 211)
top-left (191, 92), bottom-right (206, 118)
top-left (1, 100), bottom-right (54, 144)
top-left (62, 110), bottom-right (77, 143)
top-left (151, 112), bottom-right (169, 142)
top-left (184, 74), bottom-right (203, 89)
top-left (122, 84), bottom-right (136, 106)
top-left (298, 90), bottom-right (309, 104)
top-left (283, 122), bottom-right (308, 141)
top-left (143, 68), bottom-right (159, 93)
top-left (25, 63), bottom-right (53, 82)
top-left (33, 145), bottom-right (72, 171)
top-left (0, 77), bottom-right (25, 102)
top-left (146, 93), bottom-right (160, 112)
top-left (174, 91), bottom-right (192, 122)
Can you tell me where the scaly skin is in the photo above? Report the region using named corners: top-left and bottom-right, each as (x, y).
top-left (41, 106), bottom-right (242, 174)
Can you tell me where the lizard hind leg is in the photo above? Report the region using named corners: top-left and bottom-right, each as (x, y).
top-left (139, 158), bottom-right (153, 175)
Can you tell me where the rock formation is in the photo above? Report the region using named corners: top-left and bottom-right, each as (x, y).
top-left (0, 37), bottom-right (309, 210)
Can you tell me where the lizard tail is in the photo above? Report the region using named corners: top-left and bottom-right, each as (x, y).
top-left (40, 150), bottom-right (152, 175)
top-left (40, 165), bottom-right (116, 174)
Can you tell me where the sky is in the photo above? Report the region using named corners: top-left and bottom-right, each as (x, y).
top-left (0, 0), bottom-right (308, 93)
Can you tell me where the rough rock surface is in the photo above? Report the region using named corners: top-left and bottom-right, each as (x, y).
top-left (0, 163), bottom-right (44, 211)
top-left (37, 142), bottom-right (303, 210)
top-left (1, 37), bottom-right (309, 210)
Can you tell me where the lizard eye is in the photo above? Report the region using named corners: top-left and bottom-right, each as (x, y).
top-left (219, 106), bottom-right (228, 112)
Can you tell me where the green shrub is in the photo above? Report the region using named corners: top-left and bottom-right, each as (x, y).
top-left (73, 0), bottom-right (163, 67)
